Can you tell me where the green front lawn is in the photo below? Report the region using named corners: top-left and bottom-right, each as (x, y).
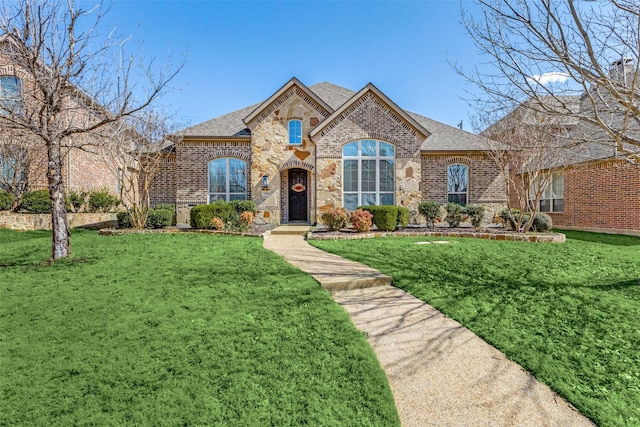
top-left (312, 231), bottom-right (640, 427)
top-left (0, 230), bottom-right (399, 426)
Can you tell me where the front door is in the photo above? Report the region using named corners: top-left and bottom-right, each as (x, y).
top-left (288, 168), bottom-right (308, 222)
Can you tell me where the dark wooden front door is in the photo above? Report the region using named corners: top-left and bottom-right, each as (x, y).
top-left (288, 169), bottom-right (308, 222)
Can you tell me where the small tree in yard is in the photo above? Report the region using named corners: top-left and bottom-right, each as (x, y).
top-left (108, 111), bottom-right (180, 229)
top-left (0, 0), bottom-right (181, 259)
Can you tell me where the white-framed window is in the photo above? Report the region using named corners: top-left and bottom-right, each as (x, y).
top-left (288, 119), bottom-right (302, 145)
top-left (342, 139), bottom-right (395, 210)
top-left (447, 164), bottom-right (468, 205)
top-left (0, 76), bottom-right (22, 115)
top-left (208, 158), bottom-right (247, 202)
top-left (531, 172), bottom-right (564, 212)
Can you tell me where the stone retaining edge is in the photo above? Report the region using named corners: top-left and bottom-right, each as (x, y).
top-left (307, 230), bottom-right (565, 243)
top-left (98, 228), bottom-right (265, 238)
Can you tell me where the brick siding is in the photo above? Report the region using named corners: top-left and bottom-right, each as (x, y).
top-left (148, 154), bottom-right (177, 206)
top-left (548, 160), bottom-right (640, 232)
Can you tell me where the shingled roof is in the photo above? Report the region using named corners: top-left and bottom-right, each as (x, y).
top-left (178, 80), bottom-right (491, 151)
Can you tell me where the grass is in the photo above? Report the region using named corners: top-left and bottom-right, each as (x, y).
top-left (311, 230), bottom-right (640, 427)
top-left (0, 229), bottom-right (400, 427)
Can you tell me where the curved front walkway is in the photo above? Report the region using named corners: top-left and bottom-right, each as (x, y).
top-left (263, 233), bottom-right (595, 427)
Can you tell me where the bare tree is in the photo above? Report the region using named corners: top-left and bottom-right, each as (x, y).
top-left (106, 110), bottom-right (179, 229)
top-left (0, 0), bottom-right (181, 259)
top-left (479, 104), bottom-right (573, 232)
top-left (458, 0), bottom-right (640, 163)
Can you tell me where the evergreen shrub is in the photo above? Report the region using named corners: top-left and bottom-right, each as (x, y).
top-left (20, 190), bottom-right (51, 213)
top-left (0, 189), bottom-right (14, 211)
top-left (418, 201), bottom-right (440, 228)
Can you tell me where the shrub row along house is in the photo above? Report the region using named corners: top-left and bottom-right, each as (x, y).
top-left (149, 78), bottom-right (506, 226)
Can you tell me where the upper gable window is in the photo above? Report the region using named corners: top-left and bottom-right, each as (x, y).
top-left (288, 120), bottom-right (302, 145)
top-left (0, 76), bottom-right (23, 116)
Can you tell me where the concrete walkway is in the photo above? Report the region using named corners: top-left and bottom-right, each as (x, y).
top-left (263, 232), bottom-right (595, 427)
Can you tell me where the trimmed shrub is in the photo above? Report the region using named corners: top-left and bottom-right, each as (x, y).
top-left (397, 207), bottom-right (410, 229)
top-left (68, 190), bottom-right (86, 213)
top-left (444, 202), bottom-right (464, 228)
top-left (87, 189), bottom-right (119, 213)
top-left (463, 204), bottom-right (485, 229)
top-left (500, 208), bottom-right (530, 231)
top-left (320, 207), bottom-right (349, 231)
top-left (20, 190), bottom-right (51, 213)
top-left (190, 201), bottom-right (234, 229)
top-left (532, 212), bottom-right (553, 232)
top-left (146, 208), bottom-right (172, 229)
top-left (349, 209), bottom-right (373, 233)
top-left (229, 200), bottom-right (256, 215)
top-left (116, 211), bottom-right (131, 228)
top-left (418, 201), bottom-right (440, 228)
top-left (0, 189), bottom-right (15, 211)
top-left (361, 205), bottom-right (398, 232)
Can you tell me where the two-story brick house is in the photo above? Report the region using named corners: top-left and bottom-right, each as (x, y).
top-left (151, 77), bottom-right (506, 225)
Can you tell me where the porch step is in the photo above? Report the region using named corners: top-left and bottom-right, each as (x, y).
top-left (270, 225), bottom-right (311, 236)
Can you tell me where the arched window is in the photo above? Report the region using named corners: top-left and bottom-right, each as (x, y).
top-left (208, 158), bottom-right (247, 202)
top-left (288, 119), bottom-right (302, 145)
top-left (447, 164), bottom-right (468, 205)
top-left (0, 76), bottom-right (22, 115)
top-left (342, 140), bottom-right (395, 210)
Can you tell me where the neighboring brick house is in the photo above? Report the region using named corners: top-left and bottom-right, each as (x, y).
top-left (0, 37), bottom-right (120, 202)
top-left (483, 92), bottom-right (640, 235)
top-left (152, 77), bottom-right (506, 225)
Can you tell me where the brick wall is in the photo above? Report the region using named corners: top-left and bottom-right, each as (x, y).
top-left (315, 92), bottom-right (425, 159)
top-left (549, 160), bottom-right (640, 232)
top-left (148, 153), bottom-right (177, 206)
top-left (175, 140), bottom-right (251, 206)
top-left (421, 154), bottom-right (506, 203)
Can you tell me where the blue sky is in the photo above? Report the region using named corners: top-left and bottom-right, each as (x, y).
top-left (95, 0), bottom-right (486, 130)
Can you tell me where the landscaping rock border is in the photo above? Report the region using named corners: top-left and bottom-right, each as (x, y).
top-left (308, 229), bottom-right (565, 243)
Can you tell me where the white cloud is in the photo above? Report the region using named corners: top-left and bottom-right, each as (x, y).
top-left (528, 72), bottom-right (570, 85)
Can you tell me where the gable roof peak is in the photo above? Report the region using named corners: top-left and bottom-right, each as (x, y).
top-left (243, 77), bottom-right (333, 126)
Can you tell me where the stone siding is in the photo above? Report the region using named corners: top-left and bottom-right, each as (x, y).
top-left (0, 212), bottom-right (117, 230)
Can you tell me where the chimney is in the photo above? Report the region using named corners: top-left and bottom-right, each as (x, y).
top-left (609, 58), bottom-right (637, 86)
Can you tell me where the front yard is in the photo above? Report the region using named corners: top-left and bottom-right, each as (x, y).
top-left (312, 230), bottom-right (640, 427)
top-left (0, 230), bottom-right (399, 426)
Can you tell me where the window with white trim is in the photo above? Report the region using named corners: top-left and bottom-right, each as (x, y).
top-left (208, 158), bottom-right (247, 202)
top-left (0, 145), bottom-right (27, 195)
top-left (288, 120), bottom-right (302, 145)
top-left (447, 164), bottom-right (468, 205)
top-left (531, 172), bottom-right (564, 212)
top-left (0, 76), bottom-right (22, 115)
top-left (342, 140), bottom-right (395, 210)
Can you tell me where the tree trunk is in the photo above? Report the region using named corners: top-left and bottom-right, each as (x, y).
top-left (47, 139), bottom-right (70, 259)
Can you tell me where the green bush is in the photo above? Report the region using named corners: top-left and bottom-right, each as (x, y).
top-left (20, 190), bottom-right (51, 213)
top-left (146, 208), bottom-right (173, 229)
top-left (67, 190), bottom-right (86, 213)
top-left (320, 207), bottom-right (349, 231)
top-left (463, 204), bottom-right (485, 229)
top-left (418, 201), bottom-right (440, 228)
top-left (87, 189), bottom-right (119, 213)
top-left (190, 201), bottom-right (234, 229)
top-left (153, 203), bottom-right (175, 212)
top-left (116, 211), bottom-right (131, 228)
top-left (532, 212), bottom-right (553, 232)
top-left (445, 202), bottom-right (464, 228)
top-left (229, 200), bottom-right (256, 214)
top-left (0, 189), bottom-right (15, 211)
top-left (397, 207), bottom-right (410, 229)
top-left (360, 206), bottom-right (398, 232)
top-left (500, 208), bottom-right (530, 231)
